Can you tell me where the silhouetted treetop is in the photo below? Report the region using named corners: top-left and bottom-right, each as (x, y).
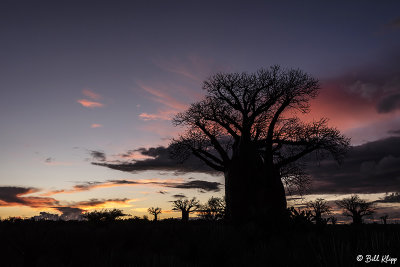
top-left (148, 207), bottom-right (162, 221)
top-left (172, 197), bottom-right (200, 222)
top-left (172, 66), bottom-right (349, 172)
top-left (336, 195), bottom-right (376, 225)
top-left (171, 66), bottom-right (350, 223)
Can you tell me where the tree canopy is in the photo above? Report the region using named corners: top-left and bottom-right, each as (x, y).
top-left (171, 66), bottom-right (350, 223)
top-left (172, 197), bottom-right (200, 222)
top-left (336, 195), bottom-right (376, 224)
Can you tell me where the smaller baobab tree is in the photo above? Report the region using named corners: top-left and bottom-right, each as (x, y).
top-left (172, 197), bottom-right (200, 222)
top-left (148, 207), bottom-right (162, 221)
top-left (307, 198), bottom-right (332, 225)
top-left (336, 195), bottom-right (376, 225)
top-left (199, 196), bottom-right (226, 221)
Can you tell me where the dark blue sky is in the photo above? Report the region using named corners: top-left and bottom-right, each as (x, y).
top-left (0, 0), bottom-right (399, 219)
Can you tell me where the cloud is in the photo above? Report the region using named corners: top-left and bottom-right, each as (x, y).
top-left (300, 51), bottom-right (400, 144)
top-left (77, 99), bottom-right (104, 108)
top-left (92, 146), bottom-right (218, 174)
top-left (74, 198), bottom-right (130, 208)
top-left (44, 178), bottom-right (221, 197)
top-left (107, 179), bottom-right (222, 192)
top-left (375, 192), bottom-right (400, 203)
top-left (157, 190), bottom-right (168, 194)
top-left (50, 199), bottom-right (134, 215)
top-left (170, 180), bottom-right (221, 191)
top-left (388, 129), bottom-right (400, 135)
top-left (172, 194), bottom-right (186, 198)
top-left (377, 93), bottom-right (400, 113)
top-left (77, 89), bottom-right (104, 108)
top-left (306, 137), bottom-right (400, 194)
top-left (52, 206), bottom-right (84, 216)
top-left (137, 82), bottom-right (188, 121)
top-left (91, 123), bottom-right (103, 128)
top-left (153, 55), bottom-right (221, 84)
top-left (118, 149), bottom-right (155, 160)
top-left (339, 53), bottom-right (400, 114)
top-left (0, 186), bottom-right (58, 208)
top-left (43, 157), bottom-right (72, 166)
top-left (93, 137), bottom-right (400, 195)
top-left (90, 150), bottom-right (106, 162)
top-left (82, 89), bottom-right (102, 100)
top-left (387, 17), bottom-right (400, 30)
top-left (139, 110), bottom-right (177, 121)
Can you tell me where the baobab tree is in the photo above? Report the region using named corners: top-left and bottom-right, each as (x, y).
top-left (148, 207), bottom-right (162, 221)
top-left (336, 195), bottom-right (376, 225)
top-left (198, 196), bottom-right (226, 221)
top-left (171, 66), bottom-right (350, 223)
top-left (172, 197), bottom-right (200, 222)
top-left (83, 209), bottom-right (128, 222)
top-left (306, 198), bottom-right (331, 225)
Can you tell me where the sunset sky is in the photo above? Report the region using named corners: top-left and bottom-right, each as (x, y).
top-left (1, 0), bottom-right (400, 222)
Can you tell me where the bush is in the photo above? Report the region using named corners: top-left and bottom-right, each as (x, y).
top-left (83, 209), bottom-right (128, 222)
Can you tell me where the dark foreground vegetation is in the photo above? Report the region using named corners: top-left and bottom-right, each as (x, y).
top-left (0, 219), bottom-right (399, 267)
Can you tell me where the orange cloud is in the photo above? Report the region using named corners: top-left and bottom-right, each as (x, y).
top-left (91, 123), bottom-right (103, 128)
top-left (82, 89), bottom-right (102, 100)
top-left (73, 198), bottom-right (136, 210)
top-left (42, 178), bottom-right (186, 196)
top-left (77, 99), bottom-right (104, 108)
top-left (0, 187), bottom-right (58, 208)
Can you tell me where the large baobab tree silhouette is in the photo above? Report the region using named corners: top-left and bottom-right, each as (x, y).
top-left (171, 66), bottom-right (350, 223)
top-left (306, 198), bottom-right (332, 225)
top-left (148, 207), bottom-right (162, 221)
top-left (172, 197), bottom-right (200, 222)
top-left (336, 195), bottom-right (376, 225)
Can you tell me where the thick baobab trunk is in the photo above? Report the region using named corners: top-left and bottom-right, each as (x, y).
top-left (154, 214), bottom-right (158, 221)
top-left (263, 166), bottom-right (287, 220)
top-left (181, 211), bottom-right (189, 222)
top-left (225, 157), bottom-right (287, 223)
top-left (353, 214), bottom-right (362, 225)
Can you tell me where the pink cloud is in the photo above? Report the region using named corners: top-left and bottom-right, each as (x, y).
top-left (77, 99), bottom-right (104, 108)
top-left (82, 89), bottom-right (102, 100)
top-left (137, 82), bottom-right (190, 121)
top-left (91, 123), bottom-right (103, 128)
top-left (153, 55), bottom-right (222, 83)
top-left (139, 109), bottom-right (178, 121)
top-left (300, 81), bottom-right (392, 131)
top-left (139, 83), bottom-right (188, 111)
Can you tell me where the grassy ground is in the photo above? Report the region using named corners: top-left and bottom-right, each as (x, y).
top-left (0, 220), bottom-right (399, 266)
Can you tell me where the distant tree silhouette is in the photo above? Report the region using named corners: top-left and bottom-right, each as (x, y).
top-left (171, 66), bottom-right (350, 223)
top-left (199, 197), bottom-right (226, 221)
top-left (329, 216), bottom-right (337, 225)
top-left (288, 207), bottom-right (313, 225)
top-left (336, 195), bottom-right (376, 225)
top-left (380, 214), bottom-right (389, 225)
top-left (307, 198), bottom-right (331, 225)
top-left (83, 209), bottom-right (128, 222)
top-left (172, 197), bottom-right (200, 222)
top-left (148, 207), bottom-right (162, 221)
